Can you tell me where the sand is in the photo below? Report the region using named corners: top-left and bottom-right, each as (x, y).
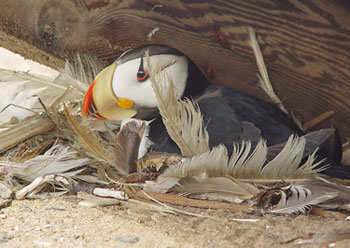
top-left (0, 195), bottom-right (349, 248)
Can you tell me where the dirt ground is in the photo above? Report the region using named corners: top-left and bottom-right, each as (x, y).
top-left (0, 127), bottom-right (348, 246)
top-left (0, 195), bottom-right (349, 248)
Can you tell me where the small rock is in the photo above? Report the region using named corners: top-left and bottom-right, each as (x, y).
top-left (3, 233), bottom-right (14, 240)
top-left (115, 236), bottom-right (139, 244)
top-left (45, 207), bottom-right (66, 211)
top-left (72, 234), bottom-right (80, 239)
top-left (0, 239), bottom-right (8, 243)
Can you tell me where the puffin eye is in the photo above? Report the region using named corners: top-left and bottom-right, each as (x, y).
top-left (137, 54), bottom-right (149, 82)
top-left (137, 70), bottom-right (149, 82)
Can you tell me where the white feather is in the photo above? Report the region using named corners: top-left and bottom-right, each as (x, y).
top-left (229, 140), bottom-right (267, 178)
top-left (0, 55), bottom-right (98, 124)
top-left (148, 58), bottom-right (209, 157)
top-left (269, 185), bottom-right (337, 214)
top-left (2, 144), bottom-right (88, 182)
top-left (161, 145), bottom-right (228, 178)
top-left (145, 134), bottom-right (323, 196)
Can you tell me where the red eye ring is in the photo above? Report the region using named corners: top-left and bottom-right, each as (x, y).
top-left (137, 70), bottom-right (149, 82)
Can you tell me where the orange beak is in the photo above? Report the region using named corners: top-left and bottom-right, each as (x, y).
top-left (82, 63), bottom-right (137, 121)
top-left (82, 80), bottom-right (105, 119)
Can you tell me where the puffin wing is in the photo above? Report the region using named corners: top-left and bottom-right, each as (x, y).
top-left (196, 93), bottom-right (263, 150)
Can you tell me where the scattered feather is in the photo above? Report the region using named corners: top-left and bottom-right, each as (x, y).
top-left (110, 119), bottom-right (148, 175)
top-left (269, 185), bottom-right (336, 214)
top-left (161, 145), bottom-right (228, 178)
top-left (172, 177), bottom-right (259, 198)
top-left (147, 52), bottom-right (209, 157)
top-left (2, 144), bottom-right (88, 182)
top-left (294, 180), bottom-right (350, 210)
top-left (0, 67), bottom-right (84, 112)
top-left (144, 145), bottom-right (258, 199)
top-left (145, 133), bottom-right (327, 201)
top-left (229, 140), bottom-right (267, 179)
top-left (230, 135), bottom-right (325, 182)
top-left (147, 27), bottom-right (160, 41)
top-left (248, 27), bottom-right (288, 114)
top-left (57, 54), bottom-right (104, 91)
top-left (63, 105), bottom-right (112, 163)
top-left (256, 180), bottom-right (350, 214)
top-left (265, 128), bottom-right (335, 164)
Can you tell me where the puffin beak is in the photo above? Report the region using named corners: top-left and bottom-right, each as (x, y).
top-left (82, 63), bottom-right (137, 121)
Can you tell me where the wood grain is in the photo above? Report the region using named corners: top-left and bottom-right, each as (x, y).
top-left (0, 0), bottom-right (349, 140)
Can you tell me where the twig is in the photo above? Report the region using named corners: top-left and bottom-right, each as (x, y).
top-left (142, 191), bottom-right (209, 218)
top-left (138, 191), bottom-right (253, 212)
top-left (303, 110), bottom-right (334, 130)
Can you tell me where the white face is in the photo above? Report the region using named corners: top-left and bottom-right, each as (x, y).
top-left (112, 54), bottom-right (188, 108)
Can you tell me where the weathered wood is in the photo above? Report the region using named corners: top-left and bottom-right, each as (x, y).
top-left (0, 0), bottom-right (349, 140)
top-left (0, 115), bottom-right (55, 153)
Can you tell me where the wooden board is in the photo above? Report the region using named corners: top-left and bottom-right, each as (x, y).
top-left (0, 0), bottom-right (349, 140)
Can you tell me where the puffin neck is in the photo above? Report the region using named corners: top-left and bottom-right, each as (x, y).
top-left (182, 59), bottom-right (211, 99)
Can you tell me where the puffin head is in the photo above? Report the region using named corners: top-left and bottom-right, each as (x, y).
top-left (82, 45), bottom-right (190, 121)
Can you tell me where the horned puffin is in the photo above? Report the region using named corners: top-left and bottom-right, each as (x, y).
top-left (82, 44), bottom-right (349, 179)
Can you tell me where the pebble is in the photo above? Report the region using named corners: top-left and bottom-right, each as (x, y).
top-left (3, 233), bottom-right (14, 240)
top-left (45, 207), bottom-right (66, 211)
top-left (115, 236), bottom-right (140, 244)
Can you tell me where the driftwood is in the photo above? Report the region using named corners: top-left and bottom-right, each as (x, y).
top-left (0, 0), bottom-right (349, 141)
